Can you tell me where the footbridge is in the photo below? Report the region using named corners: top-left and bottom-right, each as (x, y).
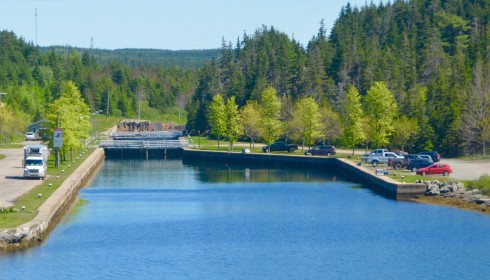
top-left (100, 131), bottom-right (188, 159)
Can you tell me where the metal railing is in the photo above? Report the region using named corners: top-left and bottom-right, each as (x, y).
top-left (110, 131), bottom-right (183, 140)
top-left (99, 140), bottom-right (188, 149)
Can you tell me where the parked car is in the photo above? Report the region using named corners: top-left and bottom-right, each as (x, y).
top-left (262, 141), bottom-right (298, 153)
top-left (305, 145), bottom-right (336, 156)
top-left (25, 132), bottom-right (37, 141)
top-left (415, 154), bottom-right (434, 163)
top-left (371, 149), bottom-right (389, 155)
top-left (416, 163), bottom-right (452, 176)
top-left (388, 154), bottom-right (419, 170)
top-left (407, 158), bottom-right (433, 172)
top-left (418, 151), bottom-right (441, 162)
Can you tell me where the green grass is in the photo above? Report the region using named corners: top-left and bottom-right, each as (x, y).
top-left (0, 148), bottom-right (96, 229)
top-left (0, 143), bottom-right (24, 149)
top-left (0, 154), bottom-right (4, 160)
top-left (464, 175), bottom-right (490, 195)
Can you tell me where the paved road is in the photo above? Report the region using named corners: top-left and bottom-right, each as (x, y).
top-left (0, 142), bottom-right (47, 208)
top-left (442, 158), bottom-right (490, 180)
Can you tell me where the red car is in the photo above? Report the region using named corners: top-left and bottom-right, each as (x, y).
top-left (416, 163), bottom-right (452, 176)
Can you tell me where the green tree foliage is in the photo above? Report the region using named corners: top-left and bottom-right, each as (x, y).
top-left (391, 116), bottom-right (419, 152)
top-left (342, 86), bottom-right (365, 155)
top-left (290, 97), bottom-right (322, 148)
top-left (364, 81), bottom-right (398, 147)
top-left (223, 96), bottom-right (243, 149)
top-left (319, 103), bottom-right (342, 145)
top-left (461, 59), bottom-right (490, 156)
top-left (241, 101), bottom-right (261, 149)
top-left (258, 86), bottom-right (283, 147)
top-left (3, 0), bottom-right (490, 157)
top-left (0, 31), bottom-right (198, 131)
top-left (207, 94), bottom-right (226, 148)
top-left (45, 81), bottom-right (92, 159)
top-left (0, 105), bottom-right (16, 143)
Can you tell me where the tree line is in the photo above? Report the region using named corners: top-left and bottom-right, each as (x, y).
top-left (187, 0), bottom-right (490, 157)
top-left (1, 0), bottom-right (489, 157)
top-left (0, 30), bottom-right (199, 143)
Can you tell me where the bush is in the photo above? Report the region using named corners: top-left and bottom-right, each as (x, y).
top-left (465, 174), bottom-right (490, 195)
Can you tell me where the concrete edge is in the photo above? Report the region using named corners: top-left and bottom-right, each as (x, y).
top-left (182, 149), bottom-right (426, 200)
top-left (0, 148), bottom-right (105, 250)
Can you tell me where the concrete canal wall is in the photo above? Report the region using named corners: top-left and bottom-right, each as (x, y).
top-left (0, 148), bottom-right (105, 250)
top-left (182, 149), bottom-right (425, 200)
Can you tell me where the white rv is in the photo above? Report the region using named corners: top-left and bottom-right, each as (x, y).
top-left (23, 145), bottom-right (49, 179)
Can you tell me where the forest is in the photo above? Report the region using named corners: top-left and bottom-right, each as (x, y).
top-left (1, 0), bottom-right (489, 157)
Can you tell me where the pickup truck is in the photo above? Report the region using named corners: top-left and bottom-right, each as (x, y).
top-left (262, 141), bottom-right (298, 153)
top-left (363, 152), bottom-right (404, 167)
top-left (388, 154), bottom-right (419, 170)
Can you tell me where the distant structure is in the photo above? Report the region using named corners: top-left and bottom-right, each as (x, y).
top-left (35, 8), bottom-right (38, 45)
top-left (90, 37), bottom-right (94, 49)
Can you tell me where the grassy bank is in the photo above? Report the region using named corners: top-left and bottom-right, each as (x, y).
top-left (464, 175), bottom-right (490, 195)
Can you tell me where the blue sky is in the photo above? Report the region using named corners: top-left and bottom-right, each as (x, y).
top-left (1, 0), bottom-right (369, 50)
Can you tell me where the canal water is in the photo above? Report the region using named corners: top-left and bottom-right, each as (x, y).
top-left (1, 159), bottom-right (490, 279)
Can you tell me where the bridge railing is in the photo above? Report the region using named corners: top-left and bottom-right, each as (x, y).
top-left (110, 131), bottom-right (183, 140)
top-left (99, 140), bottom-right (188, 149)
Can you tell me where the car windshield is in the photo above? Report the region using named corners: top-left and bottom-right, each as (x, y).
top-left (26, 159), bottom-right (43, 166)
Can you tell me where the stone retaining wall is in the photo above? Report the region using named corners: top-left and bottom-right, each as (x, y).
top-left (182, 149), bottom-right (425, 200)
top-left (0, 148), bottom-right (105, 250)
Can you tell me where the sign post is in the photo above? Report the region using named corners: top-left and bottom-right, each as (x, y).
top-left (53, 128), bottom-right (63, 168)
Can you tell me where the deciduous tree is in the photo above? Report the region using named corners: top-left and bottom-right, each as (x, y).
top-left (207, 93), bottom-right (226, 149)
top-left (224, 96), bottom-right (243, 149)
top-left (258, 86), bottom-right (283, 150)
top-left (46, 81), bottom-right (92, 160)
top-left (241, 101), bottom-right (261, 149)
top-left (342, 85), bottom-right (365, 155)
top-left (364, 81), bottom-right (398, 147)
top-left (290, 97), bottom-right (322, 149)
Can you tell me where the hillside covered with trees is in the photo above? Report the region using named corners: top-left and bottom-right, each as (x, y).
top-left (1, 0), bottom-right (489, 157)
top-left (187, 0), bottom-right (490, 157)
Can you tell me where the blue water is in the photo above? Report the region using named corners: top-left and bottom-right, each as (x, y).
top-left (1, 159), bottom-right (489, 280)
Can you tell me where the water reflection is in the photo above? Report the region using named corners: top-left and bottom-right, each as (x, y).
top-left (183, 159), bottom-right (343, 183)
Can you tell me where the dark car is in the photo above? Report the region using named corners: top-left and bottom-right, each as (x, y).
top-left (407, 158), bottom-right (433, 172)
top-left (262, 141), bottom-right (298, 153)
top-left (418, 151), bottom-right (441, 162)
top-left (305, 145), bottom-right (336, 156)
top-left (389, 154), bottom-right (418, 169)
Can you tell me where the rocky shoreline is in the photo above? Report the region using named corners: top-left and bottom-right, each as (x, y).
top-left (412, 180), bottom-right (490, 215)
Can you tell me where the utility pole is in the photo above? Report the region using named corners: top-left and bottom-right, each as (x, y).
top-left (35, 8), bottom-right (38, 45)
